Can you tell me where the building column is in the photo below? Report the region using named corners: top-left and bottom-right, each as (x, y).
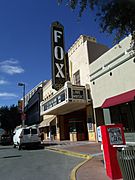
top-left (87, 105), bottom-right (96, 141)
top-left (70, 132), bottom-right (77, 141)
top-left (103, 109), bottom-right (111, 124)
top-left (43, 127), bottom-right (48, 140)
top-left (56, 116), bottom-right (60, 141)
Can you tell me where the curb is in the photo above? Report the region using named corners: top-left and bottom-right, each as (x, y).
top-left (46, 147), bottom-right (93, 180)
top-left (46, 147), bottom-right (90, 159)
top-left (70, 156), bottom-right (92, 180)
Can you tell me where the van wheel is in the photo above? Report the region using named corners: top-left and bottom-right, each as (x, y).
top-left (13, 144), bottom-right (16, 148)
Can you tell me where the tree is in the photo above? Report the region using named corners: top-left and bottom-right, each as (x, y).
top-left (0, 105), bottom-right (21, 133)
top-left (57, 0), bottom-right (135, 43)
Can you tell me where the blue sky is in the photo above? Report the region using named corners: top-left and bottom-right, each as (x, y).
top-left (0, 0), bottom-right (116, 107)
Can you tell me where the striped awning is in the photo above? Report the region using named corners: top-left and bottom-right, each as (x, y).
top-left (39, 115), bottom-right (56, 128)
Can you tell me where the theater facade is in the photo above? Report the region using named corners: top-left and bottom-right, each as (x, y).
top-left (40, 35), bottom-right (109, 141)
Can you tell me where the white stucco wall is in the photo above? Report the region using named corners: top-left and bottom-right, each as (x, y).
top-left (89, 35), bottom-right (135, 108)
top-left (68, 41), bottom-right (90, 85)
top-left (68, 35), bottom-right (108, 86)
top-left (42, 80), bottom-right (57, 100)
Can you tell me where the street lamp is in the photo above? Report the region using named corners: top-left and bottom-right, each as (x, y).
top-left (18, 82), bottom-right (26, 127)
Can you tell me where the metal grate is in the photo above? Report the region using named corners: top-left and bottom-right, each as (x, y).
top-left (117, 146), bottom-right (135, 180)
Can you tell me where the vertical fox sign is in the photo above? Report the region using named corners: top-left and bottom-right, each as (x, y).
top-left (51, 21), bottom-right (66, 91)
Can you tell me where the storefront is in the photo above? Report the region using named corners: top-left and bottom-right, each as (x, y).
top-left (40, 81), bottom-right (95, 141)
top-left (39, 115), bottom-right (56, 140)
top-left (101, 90), bottom-right (135, 142)
top-left (89, 35), bottom-right (135, 142)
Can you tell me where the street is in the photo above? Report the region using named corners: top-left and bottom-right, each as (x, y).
top-left (0, 145), bottom-right (83, 180)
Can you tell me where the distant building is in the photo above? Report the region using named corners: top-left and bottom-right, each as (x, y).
top-left (24, 81), bottom-right (48, 126)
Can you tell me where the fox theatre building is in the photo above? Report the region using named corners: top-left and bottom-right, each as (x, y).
top-left (40, 80), bottom-right (92, 141)
top-left (39, 22), bottom-right (105, 141)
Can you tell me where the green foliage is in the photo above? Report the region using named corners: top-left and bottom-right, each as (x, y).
top-left (57, 0), bottom-right (135, 43)
top-left (0, 105), bottom-right (21, 132)
top-left (99, 0), bottom-right (135, 43)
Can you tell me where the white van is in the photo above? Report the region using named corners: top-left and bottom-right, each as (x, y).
top-left (13, 126), bottom-right (41, 150)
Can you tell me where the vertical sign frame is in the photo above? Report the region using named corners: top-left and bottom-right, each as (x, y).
top-left (51, 21), bottom-right (66, 91)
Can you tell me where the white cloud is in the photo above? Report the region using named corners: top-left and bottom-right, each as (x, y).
top-left (1, 65), bottom-right (24, 75)
top-left (0, 59), bottom-right (18, 65)
top-left (0, 79), bottom-right (8, 85)
top-left (0, 92), bottom-right (18, 98)
top-left (0, 58), bottom-right (24, 75)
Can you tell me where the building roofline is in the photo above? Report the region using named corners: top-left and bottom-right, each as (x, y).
top-left (68, 34), bottom-right (96, 56)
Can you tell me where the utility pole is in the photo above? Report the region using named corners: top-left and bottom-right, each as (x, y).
top-left (18, 83), bottom-right (26, 127)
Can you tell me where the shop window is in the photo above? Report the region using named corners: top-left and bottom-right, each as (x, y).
top-left (69, 120), bottom-right (84, 133)
top-left (51, 126), bottom-right (56, 136)
top-left (73, 70), bottom-right (80, 85)
top-left (95, 108), bottom-right (104, 126)
top-left (110, 102), bottom-right (135, 132)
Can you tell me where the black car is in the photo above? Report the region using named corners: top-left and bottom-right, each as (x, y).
top-left (1, 134), bottom-right (13, 145)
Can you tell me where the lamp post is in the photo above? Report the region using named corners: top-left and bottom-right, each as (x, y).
top-left (18, 82), bottom-right (26, 127)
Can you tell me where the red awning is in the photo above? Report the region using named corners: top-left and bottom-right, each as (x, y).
top-left (101, 89), bottom-right (135, 108)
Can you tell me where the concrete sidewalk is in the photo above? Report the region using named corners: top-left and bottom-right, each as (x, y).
top-left (61, 142), bottom-right (110, 180)
top-left (43, 140), bottom-right (123, 180)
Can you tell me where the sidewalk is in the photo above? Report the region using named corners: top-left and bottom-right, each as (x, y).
top-left (61, 142), bottom-right (110, 180)
top-left (43, 140), bottom-right (122, 180)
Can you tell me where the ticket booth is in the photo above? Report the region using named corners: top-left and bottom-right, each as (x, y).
top-left (101, 124), bottom-right (125, 179)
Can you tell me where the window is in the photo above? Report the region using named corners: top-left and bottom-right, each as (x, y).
top-left (110, 101), bottom-right (135, 132)
top-left (31, 129), bottom-right (37, 134)
top-left (73, 70), bottom-right (80, 85)
top-left (23, 129), bottom-right (30, 135)
top-left (69, 120), bottom-right (84, 133)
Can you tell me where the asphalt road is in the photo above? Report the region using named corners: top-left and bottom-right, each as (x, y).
top-left (0, 145), bottom-right (83, 180)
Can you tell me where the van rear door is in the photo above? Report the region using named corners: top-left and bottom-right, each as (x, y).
top-left (30, 128), bottom-right (40, 143)
top-left (22, 129), bottom-right (31, 143)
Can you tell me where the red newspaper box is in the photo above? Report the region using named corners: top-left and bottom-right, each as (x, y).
top-left (101, 124), bottom-right (125, 179)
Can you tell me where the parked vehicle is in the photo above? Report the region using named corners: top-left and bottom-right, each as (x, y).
top-left (0, 128), bottom-right (5, 144)
top-left (13, 126), bottom-right (41, 150)
top-left (1, 134), bottom-right (13, 145)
